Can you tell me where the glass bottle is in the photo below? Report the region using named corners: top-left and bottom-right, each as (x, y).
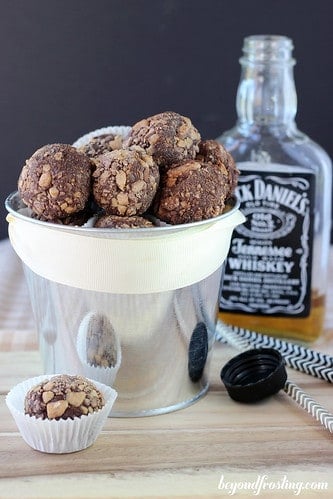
top-left (217, 35), bottom-right (332, 342)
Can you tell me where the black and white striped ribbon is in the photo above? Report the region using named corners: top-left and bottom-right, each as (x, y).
top-left (216, 321), bottom-right (333, 383)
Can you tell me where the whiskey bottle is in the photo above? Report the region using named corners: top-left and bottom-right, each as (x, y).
top-left (217, 35), bottom-right (332, 342)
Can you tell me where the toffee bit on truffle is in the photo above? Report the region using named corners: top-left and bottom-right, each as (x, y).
top-left (24, 374), bottom-right (105, 420)
top-left (124, 111), bottom-right (201, 169)
top-left (153, 159), bottom-right (229, 225)
top-left (77, 133), bottom-right (123, 159)
top-left (92, 148), bottom-right (159, 217)
top-left (94, 214), bottom-right (154, 229)
top-left (18, 143), bottom-right (92, 220)
top-left (197, 140), bottom-right (239, 198)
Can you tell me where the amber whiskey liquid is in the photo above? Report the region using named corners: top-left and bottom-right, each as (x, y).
top-left (219, 291), bottom-right (325, 342)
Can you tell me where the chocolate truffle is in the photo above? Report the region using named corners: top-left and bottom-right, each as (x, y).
top-left (24, 374), bottom-right (105, 420)
top-left (124, 111), bottom-right (201, 168)
top-left (94, 214), bottom-right (154, 229)
top-left (77, 133), bottom-right (123, 159)
top-left (92, 148), bottom-right (159, 216)
top-left (31, 209), bottom-right (91, 226)
top-left (18, 144), bottom-right (91, 220)
top-left (154, 159), bottom-right (230, 225)
top-left (197, 140), bottom-right (239, 198)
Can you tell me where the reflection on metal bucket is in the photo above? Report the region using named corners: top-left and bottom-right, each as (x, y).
top-left (23, 265), bottom-right (221, 416)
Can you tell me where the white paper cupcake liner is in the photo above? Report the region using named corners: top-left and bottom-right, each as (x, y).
top-left (76, 312), bottom-right (122, 386)
top-left (6, 374), bottom-right (117, 454)
top-left (72, 125), bottom-right (132, 149)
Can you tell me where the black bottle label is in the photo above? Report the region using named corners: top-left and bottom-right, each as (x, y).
top-left (220, 164), bottom-right (315, 317)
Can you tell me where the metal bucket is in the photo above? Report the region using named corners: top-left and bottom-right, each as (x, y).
top-left (6, 191), bottom-right (245, 416)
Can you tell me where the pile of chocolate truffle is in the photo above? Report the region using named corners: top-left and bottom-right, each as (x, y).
top-left (18, 111), bottom-right (239, 228)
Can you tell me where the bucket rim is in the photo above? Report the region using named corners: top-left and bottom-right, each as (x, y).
top-left (5, 190), bottom-right (242, 236)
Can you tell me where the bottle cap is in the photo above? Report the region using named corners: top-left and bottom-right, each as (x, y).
top-left (220, 348), bottom-right (287, 403)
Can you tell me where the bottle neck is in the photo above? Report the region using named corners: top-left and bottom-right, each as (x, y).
top-left (236, 35), bottom-right (297, 128)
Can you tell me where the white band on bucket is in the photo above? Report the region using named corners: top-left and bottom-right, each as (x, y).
top-left (7, 210), bottom-right (245, 294)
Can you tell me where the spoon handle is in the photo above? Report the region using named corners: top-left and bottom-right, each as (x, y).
top-left (284, 381), bottom-right (333, 434)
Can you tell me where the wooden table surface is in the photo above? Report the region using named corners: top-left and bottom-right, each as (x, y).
top-left (1, 252), bottom-right (333, 498)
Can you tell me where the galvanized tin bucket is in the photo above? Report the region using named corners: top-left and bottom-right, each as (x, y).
top-left (6, 191), bottom-right (245, 416)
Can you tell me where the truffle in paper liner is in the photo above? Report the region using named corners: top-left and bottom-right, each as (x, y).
top-left (77, 312), bottom-right (122, 386)
top-left (72, 125), bottom-right (132, 150)
top-left (5, 374), bottom-right (117, 454)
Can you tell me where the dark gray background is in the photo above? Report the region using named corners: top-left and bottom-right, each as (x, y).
top-left (1, 0), bottom-right (332, 240)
